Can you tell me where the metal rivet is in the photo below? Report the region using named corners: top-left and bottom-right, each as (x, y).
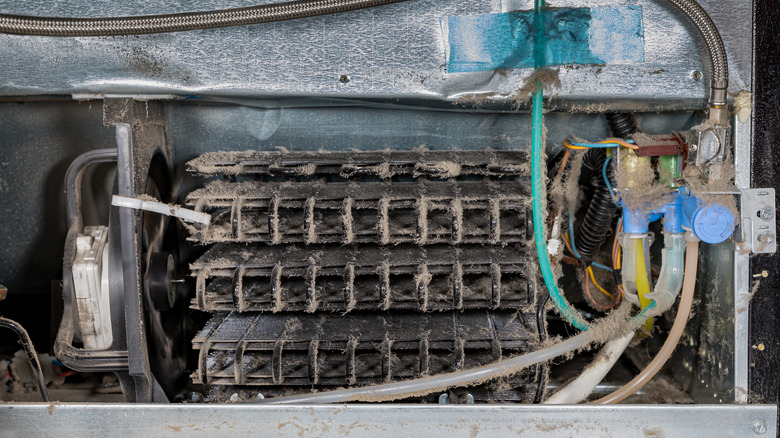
top-left (691, 70), bottom-right (703, 81)
top-left (753, 419), bottom-right (767, 435)
top-left (339, 74), bottom-right (350, 83)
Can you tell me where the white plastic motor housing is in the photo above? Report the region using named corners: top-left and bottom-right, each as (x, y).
top-left (71, 226), bottom-right (113, 350)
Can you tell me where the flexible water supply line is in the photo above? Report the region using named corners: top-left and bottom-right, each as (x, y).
top-left (592, 233), bottom-right (700, 404)
top-left (544, 329), bottom-right (634, 404)
top-left (252, 304), bottom-right (653, 404)
top-left (546, 232), bottom-right (688, 404)
top-left (0, 0), bottom-right (728, 109)
top-left (0, 0), bottom-right (409, 36)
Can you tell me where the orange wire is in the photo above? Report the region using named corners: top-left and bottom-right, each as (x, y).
top-left (600, 138), bottom-right (639, 150)
top-left (584, 269), bottom-right (614, 311)
top-left (563, 138), bottom-right (640, 151)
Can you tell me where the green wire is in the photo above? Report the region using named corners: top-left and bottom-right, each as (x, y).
top-left (531, 87), bottom-right (590, 331)
top-left (530, 0), bottom-right (589, 331)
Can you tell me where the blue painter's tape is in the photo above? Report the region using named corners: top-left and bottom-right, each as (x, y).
top-left (440, 6), bottom-right (644, 73)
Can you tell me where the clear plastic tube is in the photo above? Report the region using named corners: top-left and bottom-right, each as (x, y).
top-left (254, 328), bottom-right (598, 404)
top-left (252, 307), bottom-right (655, 405)
top-left (645, 233), bottom-right (686, 316)
top-left (619, 233), bottom-right (653, 307)
top-left (591, 234), bottom-right (700, 404)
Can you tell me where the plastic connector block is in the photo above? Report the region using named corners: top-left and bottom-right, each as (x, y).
top-left (632, 134), bottom-right (684, 157)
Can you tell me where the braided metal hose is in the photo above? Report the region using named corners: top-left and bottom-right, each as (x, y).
top-left (0, 0), bottom-right (408, 36)
top-left (665, 0), bottom-right (729, 107)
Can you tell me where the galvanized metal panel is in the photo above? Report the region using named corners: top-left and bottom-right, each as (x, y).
top-left (0, 0), bottom-right (751, 109)
top-left (0, 404), bottom-right (775, 437)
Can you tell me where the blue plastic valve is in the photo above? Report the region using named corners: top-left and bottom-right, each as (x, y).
top-left (680, 195), bottom-right (736, 244)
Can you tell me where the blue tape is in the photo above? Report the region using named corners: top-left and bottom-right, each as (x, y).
top-left (441, 6), bottom-right (644, 73)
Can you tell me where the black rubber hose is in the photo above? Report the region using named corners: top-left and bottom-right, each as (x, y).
top-left (604, 113), bottom-right (638, 139)
top-left (574, 113), bottom-right (637, 264)
top-left (0, 317), bottom-right (51, 402)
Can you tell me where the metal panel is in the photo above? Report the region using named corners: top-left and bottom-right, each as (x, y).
top-left (0, 0), bottom-right (751, 109)
top-left (0, 404), bottom-right (775, 437)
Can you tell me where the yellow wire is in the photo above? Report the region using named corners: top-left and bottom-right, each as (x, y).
top-left (635, 239), bottom-right (654, 332)
top-left (598, 139), bottom-right (639, 150)
top-left (563, 138), bottom-right (639, 150)
top-left (587, 266), bottom-right (615, 300)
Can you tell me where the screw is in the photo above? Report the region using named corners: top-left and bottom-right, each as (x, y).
top-left (753, 419), bottom-right (767, 435)
top-left (690, 144), bottom-right (698, 151)
top-left (339, 74), bottom-right (350, 84)
top-left (760, 208), bottom-right (774, 221)
top-left (758, 233), bottom-right (775, 244)
top-left (691, 70), bottom-right (703, 81)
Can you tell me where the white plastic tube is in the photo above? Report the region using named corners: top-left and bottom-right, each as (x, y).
top-left (544, 329), bottom-right (635, 404)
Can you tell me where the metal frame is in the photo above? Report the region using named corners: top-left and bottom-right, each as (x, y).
top-left (0, 404), bottom-right (775, 437)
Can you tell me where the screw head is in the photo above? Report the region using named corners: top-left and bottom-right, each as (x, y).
top-left (758, 233), bottom-right (775, 244)
top-left (760, 208), bottom-right (774, 221)
top-left (753, 419), bottom-right (767, 435)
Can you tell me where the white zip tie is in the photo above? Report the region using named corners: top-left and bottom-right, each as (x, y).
top-left (111, 195), bottom-right (211, 225)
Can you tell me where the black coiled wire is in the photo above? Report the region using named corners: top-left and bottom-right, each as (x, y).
top-left (573, 113), bottom-right (637, 264)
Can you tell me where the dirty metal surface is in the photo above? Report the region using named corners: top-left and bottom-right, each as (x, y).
top-left (192, 310), bottom-right (536, 389)
top-left (192, 244), bottom-right (533, 312)
top-left (0, 404), bottom-right (775, 437)
top-left (0, 0), bottom-right (751, 110)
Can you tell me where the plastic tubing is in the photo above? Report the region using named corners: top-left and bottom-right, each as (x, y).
top-left (0, 317), bottom-right (50, 402)
top-left (253, 306), bottom-right (656, 405)
top-left (254, 328), bottom-right (597, 404)
top-left (591, 234), bottom-right (700, 404)
top-left (544, 329), bottom-right (634, 404)
top-left (645, 233), bottom-right (686, 315)
top-left (635, 238), bottom-right (654, 333)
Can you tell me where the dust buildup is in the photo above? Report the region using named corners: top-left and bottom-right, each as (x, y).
top-left (413, 161), bottom-right (462, 179)
top-left (345, 304), bottom-right (636, 403)
top-left (617, 148), bottom-right (671, 211)
top-left (682, 162), bottom-right (740, 224)
top-left (631, 132), bottom-right (657, 147)
top-left (511, 68), bottom-right (562, 107)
